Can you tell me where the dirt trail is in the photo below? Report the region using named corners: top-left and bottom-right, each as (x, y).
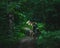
top-left (19, 36), bottom-right (37, 48)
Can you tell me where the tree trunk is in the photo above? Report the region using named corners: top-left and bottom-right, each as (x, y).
top-left (8, 13), bottom-right (14, 37)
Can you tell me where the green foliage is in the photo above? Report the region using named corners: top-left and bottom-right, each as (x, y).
top-left (37, 30), bottom-right (60, 48)
top-left (0, 0), bottom-right (60, 48)
top-left (19, 0), bottom-right (60, 31)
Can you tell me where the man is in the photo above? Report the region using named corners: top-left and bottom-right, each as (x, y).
top-left (26, 20), bottom-right (41, 39)
top-left (24, 27), bottom-right (34, 37)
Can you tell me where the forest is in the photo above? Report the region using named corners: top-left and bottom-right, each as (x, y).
top-left (0, 0), bottom-right (60, 48)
